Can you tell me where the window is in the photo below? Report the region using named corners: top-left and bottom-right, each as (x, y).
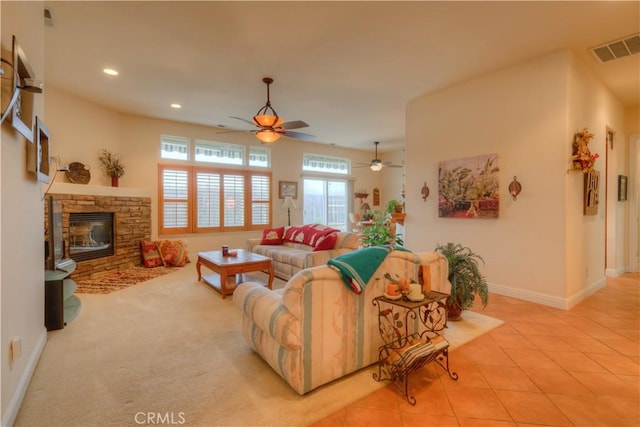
top-left (249, 146), bottom-right (270, 168)
top-left (302, 178), bottom-right (348, 230)
top-left (159, 136), bottom-right (271, 168)
top-left (159, 165), bottom-right (271, 234)
top-left (160, 135), bottom-right (189, 160)
top-left (195, 140), bottom-right (244, 165)
top-left (302, 153), bottom-right (350, 175)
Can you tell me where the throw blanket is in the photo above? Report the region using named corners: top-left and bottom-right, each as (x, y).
top-left (328, 246), bottom-right (409, 294)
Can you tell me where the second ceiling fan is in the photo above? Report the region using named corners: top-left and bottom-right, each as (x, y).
top-left (230, 77), bottom-right (314, 144)
top-left (355, 141), bottom-right (403, 171)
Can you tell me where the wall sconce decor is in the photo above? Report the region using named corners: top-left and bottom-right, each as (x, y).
top-left (508, 176), bottom-right (522, 200)
top-left (354, 191), bottom-right (369, 203)
top-left (421, 182), bottom-right (430, 201)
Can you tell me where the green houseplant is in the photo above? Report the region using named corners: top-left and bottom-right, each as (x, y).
top-left (435, 242), bottom-right (488, 320)
top-left (385, 199), bottom-right (404, 214)
top-left (361, 211), bottom-right (404, 248)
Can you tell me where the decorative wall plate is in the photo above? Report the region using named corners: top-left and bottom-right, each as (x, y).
top-left (66, 162), bottom-right (91, 184)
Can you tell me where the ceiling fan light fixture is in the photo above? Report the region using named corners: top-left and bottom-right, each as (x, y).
top-left (370, 162), bottom-right (383, 172)
top-left (256, 129), bottom-right (281, 144)
top-left (253, 113), bottom-right (283, 128)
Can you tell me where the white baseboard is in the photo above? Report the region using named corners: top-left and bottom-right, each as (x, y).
top-left (488, 277), bottom-right (607, 310)
top-left (2, 328), bottom-right (47, 427)
top-left (605, 267), bottom-right (626, 277)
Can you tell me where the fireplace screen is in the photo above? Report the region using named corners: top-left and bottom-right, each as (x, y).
top-left (69, 212), bottom-right (114, 262)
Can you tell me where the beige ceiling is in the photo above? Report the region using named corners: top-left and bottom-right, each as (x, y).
top-left (43, 1), bottom-right (640, 151)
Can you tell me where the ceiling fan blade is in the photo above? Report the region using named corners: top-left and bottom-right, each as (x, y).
top-left (281, 120), bottom-right (309, 130)
top-left (229, 116), bottom-right (257, 127)
top-left (282, 130), bottom-right (315, 141)
top-left (382, 161), bottom-right (404, 168)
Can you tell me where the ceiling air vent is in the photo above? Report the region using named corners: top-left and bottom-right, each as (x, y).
top-left (591, 33), bottom-right (640, 62)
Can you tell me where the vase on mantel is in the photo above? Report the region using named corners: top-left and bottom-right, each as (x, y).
top-left (111, 176), bottom-right (119, 187)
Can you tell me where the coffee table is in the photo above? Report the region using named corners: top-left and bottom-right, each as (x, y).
top-left (196, 249), bottom-right (274, 299)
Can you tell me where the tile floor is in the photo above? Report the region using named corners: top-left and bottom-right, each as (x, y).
top-left (311, 273), bottom-right (639, 427)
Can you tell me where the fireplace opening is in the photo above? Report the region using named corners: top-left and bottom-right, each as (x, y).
top-left (69, 212), bottom-right (114, 262)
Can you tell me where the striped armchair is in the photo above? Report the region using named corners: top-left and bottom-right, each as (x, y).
top-left (233, 250), bottom-right (450, 395)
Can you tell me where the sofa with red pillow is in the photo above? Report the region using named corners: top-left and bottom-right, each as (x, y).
top-left (247, 224), bottom-right (359, 280)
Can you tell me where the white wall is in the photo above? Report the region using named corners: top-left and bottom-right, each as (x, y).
top-left (1, 2), bottom-right (48, 426)
top-left (405, 50), bottom-right (628, 308)
top-left (45, 86), bottom-right (121, 187)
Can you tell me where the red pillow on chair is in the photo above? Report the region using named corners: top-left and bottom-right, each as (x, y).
top-left (313, 232), bottom-right (338, 251)
top-left (261, 227), bottom-right (285, 245)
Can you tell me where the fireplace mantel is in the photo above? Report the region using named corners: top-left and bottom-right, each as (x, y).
top-left (48, 182), bottom-right (151, 198)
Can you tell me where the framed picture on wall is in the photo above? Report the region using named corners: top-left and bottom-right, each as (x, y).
top-left (618, 175), bottom-right (628, 202)
top-left (9, 36), bottom-right (36, 142)
top-left (279, 181), bottom-right (298, 199)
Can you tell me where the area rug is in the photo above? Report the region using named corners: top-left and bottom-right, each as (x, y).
top-left (75, 266), bottom-right (178, 294)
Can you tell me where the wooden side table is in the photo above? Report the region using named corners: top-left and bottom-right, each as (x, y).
top-left (372, 292), bottom-right (458, 405)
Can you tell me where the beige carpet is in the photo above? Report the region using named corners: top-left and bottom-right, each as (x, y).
top-left (16, 265), bottom-right (503, 427)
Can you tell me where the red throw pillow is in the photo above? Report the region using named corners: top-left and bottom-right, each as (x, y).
top-left (260, 226), bottom-right (285, 245)
top-left (157, 240), bottom-right (189, 267)
top-left (306, 224), bottom-right (339, 246)
top-left (140, 240), bottom-right (165, 268)
top-left (313, 232), bottom-right (338, 251)
top-left (284, 225), bottom-right (303, 242)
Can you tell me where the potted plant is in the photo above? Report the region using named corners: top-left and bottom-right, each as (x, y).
top-left (435, 242), bottom-right (488, 321)
top-left (361, 211), bottom-right (404, 248)
top-left (385, 199), bottom-right (404, 214)
top-left (98, 149), bottom-right (125, 186)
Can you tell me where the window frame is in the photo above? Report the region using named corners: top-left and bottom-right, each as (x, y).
top-left (158, 164), bottom-right (272, 235)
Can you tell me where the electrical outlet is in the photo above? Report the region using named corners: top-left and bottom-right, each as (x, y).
top-left (9, 337), bottom-right (22, 366)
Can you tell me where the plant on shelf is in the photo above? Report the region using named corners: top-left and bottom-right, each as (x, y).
top-left (361, 209), bottom-right (375, 221)
top-left (98, 149), bottom-right (125, 178)
top-left (361, 211), bottom-right (404, 248)
top-left (435, 242), bottom-right (488, 321)
top-left (385, 199), bottom-right (404, 214)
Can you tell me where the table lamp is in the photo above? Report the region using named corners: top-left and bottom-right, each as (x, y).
top-left (282, 196), bottom-right (297, 226)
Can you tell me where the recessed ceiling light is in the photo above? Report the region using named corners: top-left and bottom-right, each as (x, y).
top-left (103, 68), bottom-right (118, 76)
top-left (170, 103), bottom-right (182, 109)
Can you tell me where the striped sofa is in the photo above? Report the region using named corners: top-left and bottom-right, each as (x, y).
top-left (233, 249), bottom-right (450, 395)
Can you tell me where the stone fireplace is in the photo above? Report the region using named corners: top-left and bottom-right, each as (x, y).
top-left (45, 190), bottom-right (151, 282)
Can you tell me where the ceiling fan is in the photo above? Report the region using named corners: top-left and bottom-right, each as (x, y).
top-left (355, 141), bottom-right (403, 171)
top-left (228, 77), bottom-right (314, 144)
